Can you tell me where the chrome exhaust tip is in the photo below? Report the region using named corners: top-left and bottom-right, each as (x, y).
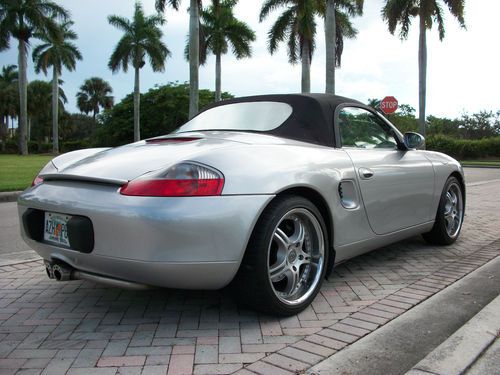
top-left (44, 260), bottom-right (151, 290)
top-left (44, 261), bottom-right (54, 279)
top-left (51, 263), bottom-right (72, 281)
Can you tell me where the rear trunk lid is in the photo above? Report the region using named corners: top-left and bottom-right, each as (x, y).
top-left (49, 135), bottom-right (243, 183)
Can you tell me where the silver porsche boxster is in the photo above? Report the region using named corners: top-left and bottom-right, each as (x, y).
top-left (18, 94), bottom-right (465, 315)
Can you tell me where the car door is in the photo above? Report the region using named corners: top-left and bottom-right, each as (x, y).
top-left (336, 106), bottom-right (435, 235)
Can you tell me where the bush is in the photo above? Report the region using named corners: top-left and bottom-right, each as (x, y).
top-left (61, 140), bottom-right (91, 153)
top-left (3, 140), bottom-right (18, 154)
top-left (427, 135), bottom-right (500, 159)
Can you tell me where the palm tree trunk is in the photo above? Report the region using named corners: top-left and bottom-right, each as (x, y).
top-left (134, 66), bottom-right (140, 142)
top-left (52, 66), bottom-right (59, 154)
top-left (215, 53), bottom-right (222, 102)
top-left (325, 0), bottom-right (336, 94)
top-left (301, 42), bottom-right (311, 93)
top-left (189, 0), bottom-right (200, 119)
top-left (18, 39), bottom-right (28, 155)
top-left (418, 12), bottom-right (427, 141)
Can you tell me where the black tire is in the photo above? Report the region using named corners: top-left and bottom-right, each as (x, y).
top-left (233, 195), bottom-right (329, 316)
top-left (422, 176), bottom-right (464, 245)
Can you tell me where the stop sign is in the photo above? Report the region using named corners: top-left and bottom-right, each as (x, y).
top-left (380, 96), bottom-right (398, 114)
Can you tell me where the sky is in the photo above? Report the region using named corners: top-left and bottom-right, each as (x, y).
top-left (1, 0), bottom-right (499, 118)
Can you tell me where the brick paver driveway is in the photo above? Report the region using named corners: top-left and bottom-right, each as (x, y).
top-left (1, 179), bottom-right (499, 375)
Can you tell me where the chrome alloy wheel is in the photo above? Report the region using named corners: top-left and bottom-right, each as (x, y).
top-left (267, 208), bottom-right (325, 305)
top-left (444, 182), bottom-right (463, 238)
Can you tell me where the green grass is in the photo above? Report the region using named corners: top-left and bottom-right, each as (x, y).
top-left (0, 155), bottom-right (53, 192)
top-left (460, 160), bottom-right (500, 167)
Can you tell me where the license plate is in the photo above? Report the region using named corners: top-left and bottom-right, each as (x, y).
top-left (44, 212), bottom-right (71, 247)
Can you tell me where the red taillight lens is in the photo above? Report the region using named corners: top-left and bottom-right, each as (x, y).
top-left (120, 162), bottom-right (224, 197)
top-left (120, 178), bottom-right (223, 197)
top-left (32, 175), bottom-right (44, 186)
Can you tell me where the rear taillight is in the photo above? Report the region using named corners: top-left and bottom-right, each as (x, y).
top-left (120, 162), bottom-right (224, 197)
top-left (32, 175), bottom-right (44, 186)
top-left (31, 161), bottom-right (57, 187)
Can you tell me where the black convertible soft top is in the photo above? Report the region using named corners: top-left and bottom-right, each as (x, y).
top-left (200, 94), bottom-right (364, 147)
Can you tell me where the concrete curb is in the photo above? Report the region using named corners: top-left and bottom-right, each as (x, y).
top-left (0, 190), bottom-right (22, 203)
top-left (406, 295), bottom-right (500, 375)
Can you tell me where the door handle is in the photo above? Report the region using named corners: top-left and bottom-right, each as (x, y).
top-left (359, 167), bottom-right (374, 180)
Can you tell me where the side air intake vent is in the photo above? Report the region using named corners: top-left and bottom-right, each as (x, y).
top-left (338, 181), bottom-right (359, 209)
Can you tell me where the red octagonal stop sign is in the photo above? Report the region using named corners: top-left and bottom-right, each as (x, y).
top-left (380, 96), bottom-right (398, 114)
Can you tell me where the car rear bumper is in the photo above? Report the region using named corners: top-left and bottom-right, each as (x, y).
top-left (18, 180), bottom-right (274, 289)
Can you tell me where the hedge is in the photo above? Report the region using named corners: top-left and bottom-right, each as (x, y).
top-left (426, 135), bottom-right (500, 159)
top-left (1, 140), bottom-right (91, 154)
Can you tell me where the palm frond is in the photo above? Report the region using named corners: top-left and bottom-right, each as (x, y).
top-left (268, 7), bottom-right (295, 55)
top-left (155, 0), bottom-right (181, 12)
top-left (443, 0), bottom-right (466, 28)
top-left (260, 0), bottom-right (291, 22)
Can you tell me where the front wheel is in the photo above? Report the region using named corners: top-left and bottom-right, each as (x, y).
top-left (234, 195), bottom-right (328, 316)
top-left (423, 176), bottom-right (464, 245)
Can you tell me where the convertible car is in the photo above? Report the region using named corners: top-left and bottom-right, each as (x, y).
top-left (18, 94), bottom-right (465, 315)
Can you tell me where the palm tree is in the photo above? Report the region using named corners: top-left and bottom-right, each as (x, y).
top-left (367, 98), bottom-right (381, 110)
top-left (193, 0), bottom-right (255, 101)
top-left (28, 79), bottom-right (66, 143)
top-left (260, 0), bottom-right (325, 93)
top-left (0, 64), bottom-right (18, 150)
top-left (382, 0), bottom-right (465, 138)
top-left (108, 2), bottom-right (170, 142)
top-left (0, 0), bottom-right (68, 155)
top-left (325, 0), bottom-right (363, 94)
top-left (76, 77), bottom-right (114, 120)
top-left (156, 0), bottom-right (200, 119)
top-left (32, 21), bottom-right (82, 153)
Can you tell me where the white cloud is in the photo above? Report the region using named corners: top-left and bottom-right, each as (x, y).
top-left (0, 0), bottom-right (498, 118)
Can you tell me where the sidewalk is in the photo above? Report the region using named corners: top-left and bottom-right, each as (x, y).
top-left (307, 254), bottom-right (500, 375)
top-left (406, 294), bottom-right (499, 375)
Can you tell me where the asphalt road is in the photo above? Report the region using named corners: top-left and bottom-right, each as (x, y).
top-left (1, 167), bottom-right (499, 262)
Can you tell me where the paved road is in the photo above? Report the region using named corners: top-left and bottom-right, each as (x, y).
top-left (463, 166), bottom-right (500, 183)
top-left (0, 168), bottom-right (499, 375)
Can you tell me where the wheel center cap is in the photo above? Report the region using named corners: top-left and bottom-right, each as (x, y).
top-left (288, 250), bottom-right (297, 263)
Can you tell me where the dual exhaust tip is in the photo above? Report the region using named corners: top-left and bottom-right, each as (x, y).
top-left (44, 260), bottom-right (151, 290)
top-left (45, 261), bottom-right (73, 281)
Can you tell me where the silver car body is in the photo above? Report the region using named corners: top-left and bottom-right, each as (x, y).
top-left (17, 95), bottom-right (465, 289)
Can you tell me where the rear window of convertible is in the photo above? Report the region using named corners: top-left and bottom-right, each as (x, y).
top-left (177, 101), bottom-right (293, 132)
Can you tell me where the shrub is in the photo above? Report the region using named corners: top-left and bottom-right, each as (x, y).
top-left (61, 140), bottom-right (91, 153)
top-left (426, 135), bottom-right (500, 159)
top-left (4, 140), bottom-right (18, 154)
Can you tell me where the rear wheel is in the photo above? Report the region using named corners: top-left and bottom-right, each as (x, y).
top-left (423, 176), bottom-right (464, 245)
top-left (235, 195), bottom-right (328, 315)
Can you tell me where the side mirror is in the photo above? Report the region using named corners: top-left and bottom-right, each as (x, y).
top-left (404, 132), bottom-right (425, 149)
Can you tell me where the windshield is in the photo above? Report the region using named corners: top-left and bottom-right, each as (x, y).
top-left (177, 101), bottom-right (293, 133)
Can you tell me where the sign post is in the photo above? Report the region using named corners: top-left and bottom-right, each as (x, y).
top-left (380, 96), bottom-right (398, 115)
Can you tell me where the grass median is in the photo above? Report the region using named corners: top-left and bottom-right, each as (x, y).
top-left (460, 160), bottom-right (500, 168)
top-left (0, 155), bottom-right (53, 192)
